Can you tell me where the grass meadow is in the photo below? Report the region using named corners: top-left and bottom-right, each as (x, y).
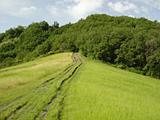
top-left (0, 53), bottom-right (160, 120)
top-left (62, 60), bottom-right (160, 120)
top-left (0, 53), bottom-right (77, 120)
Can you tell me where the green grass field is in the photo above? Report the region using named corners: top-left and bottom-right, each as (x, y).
top-left (62, 60), bottom-right (160, 120)
top-left (0, 53), bottom-right (160, 120)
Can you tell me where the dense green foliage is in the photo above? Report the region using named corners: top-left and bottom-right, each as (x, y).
top-left (0, 14), bottom-right (160, 78)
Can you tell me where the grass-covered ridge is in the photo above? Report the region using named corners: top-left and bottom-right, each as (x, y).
top-left (0, 53), bottom-right (160, 120)
top-left (63, 60), bottom-right (160, 120)
top-left (0, 14), bottom-right (160, 78)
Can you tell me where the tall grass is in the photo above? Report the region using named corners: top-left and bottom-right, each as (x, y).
top-left (0, 53), bottom-right (73, 119)
top-left (62, 60), bottom-right (160, 120)
top-left (1, 53), bottom-right (160, 120)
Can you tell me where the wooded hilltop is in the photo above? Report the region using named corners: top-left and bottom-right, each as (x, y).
top-left (0, 14), bottom-right (160, 78)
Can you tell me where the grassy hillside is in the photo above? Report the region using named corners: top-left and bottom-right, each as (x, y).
top-left (0, 53), bottom-right (72, 91)
top-left (0, 53), bottom-right (160, 120)
top-left (62, 60), bottom-right (160, 120)
top-left (0, 53), bottom-right (83, 120)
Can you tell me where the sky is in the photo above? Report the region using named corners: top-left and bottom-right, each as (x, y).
top-left (0, 0), bottom-right (160, 32)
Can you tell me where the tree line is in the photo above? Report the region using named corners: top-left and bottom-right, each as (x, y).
top-left (0, 14), bottom-right (160, 78)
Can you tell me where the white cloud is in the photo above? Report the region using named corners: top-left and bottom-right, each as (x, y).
top-left (141, 0), bottom-right (160, 9)
top-left (0, 0), bottom-right (30, 11)
top-left (69, 0), bottom-right (104, 19)
top-left (0, 0), bottom-right (160, 32)
top-left (47, 0), bottom-right (105, 23)
top-left (108, 1), bottom-right (138, 13)
top-left (0, 0), bottom-right (36, 18)
top-left (152, 0), bottom-right (160, 9)
top-left (11, 6), bottom-right (37, 18)
top-left (47, 5), bottom-right (66, 17)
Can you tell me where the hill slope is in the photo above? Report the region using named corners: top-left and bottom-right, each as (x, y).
top-left (0, 53), bottom-right (160, 120)
top-left (0, 53), bottom-right (82, 120)
top-left (63, 60), bottom-right (160, 120)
